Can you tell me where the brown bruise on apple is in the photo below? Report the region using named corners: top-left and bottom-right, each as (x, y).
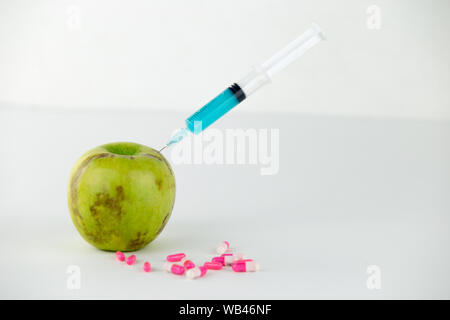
top-left (89, 186), bottom-right (125, 219)
top-left (70, 153), bottom-right (112, 225)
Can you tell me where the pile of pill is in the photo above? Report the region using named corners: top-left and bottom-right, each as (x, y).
top-left (115, 251), bottom-right (151, 272)
top-left (114, 241), bottom-right (259, 280)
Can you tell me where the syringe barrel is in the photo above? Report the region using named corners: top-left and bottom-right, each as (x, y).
top-left (185, 83), bottom-right (246, 133)
top-left (184, 23), bottom-right (324, 135)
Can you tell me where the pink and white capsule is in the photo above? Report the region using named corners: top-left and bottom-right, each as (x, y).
top-left (232, 260), bottom-right (259, 272)
top-left (163, 261), bottom-right (175, 272)
top-left (115, 251), bottom-right (125, 262)
top-left (222, 253), bottom-right (245, 265)
top-left (186, 266), bottom-right (207, 279)
top-left (204, 262), bottom-right (223, 270)
top-left (143, 262), bottom-right (151, 272)
top-left (183, 260), bottom-right (196, 270)
top-left (164, 261), bottom-right (185, 275)
top-left (126, 254), bottom-right (136, 265)
top-left (166, 253), bottom-right (186, 262)
top-left (216, 241), bottom-right (230, 254)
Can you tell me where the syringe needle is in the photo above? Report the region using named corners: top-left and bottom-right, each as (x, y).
top-left (161, 127), bottom-right (189, 152)
top-left (159, 127), bottom-right (189, 152)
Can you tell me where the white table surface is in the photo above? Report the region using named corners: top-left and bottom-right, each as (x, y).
top-left (1, 106), bottom-right (449, 299)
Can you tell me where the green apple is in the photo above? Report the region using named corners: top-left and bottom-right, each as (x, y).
top-left (67, 142), bottom-right (175, 251)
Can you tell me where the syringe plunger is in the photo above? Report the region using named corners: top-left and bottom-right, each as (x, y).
top-left (237, 23), bottom-right (325, 97)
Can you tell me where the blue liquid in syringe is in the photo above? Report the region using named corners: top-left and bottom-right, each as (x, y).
top-left (186, 83), bottom-right (246, 133)
top-left (164, 83), bottom-right (246, 148)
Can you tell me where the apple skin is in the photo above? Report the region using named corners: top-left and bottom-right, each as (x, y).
top-left (67, 142), bottom-right (175, 251)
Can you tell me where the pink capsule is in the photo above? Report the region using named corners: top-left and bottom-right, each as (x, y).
top-left (232, 260), bottom-right (259, 272)
top-left (216, 241), bottom-right (230, 254)
top-left (166, 253), bottom-right (186, 262)
top-left (204, 262), bottom-right (223, 270)
top-left (183, 260), bottom-right (196, 270)
top-left (143, 262), bottom-right (151, 272)
top-left (211, 256), bottom-right (225, 266)
top-left (126, 254), bottom-right (136, 265)
top-left (170, 264), bottom-right (185, 275)
top-left (115, 251), bottom-right (125, 262)
top-left (185, 266), bottom-right (207, 279)
top-left (221, 253), bottom-right (245, 265)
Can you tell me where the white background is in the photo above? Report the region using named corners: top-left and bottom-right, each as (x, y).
top-left (1, 0), bottom-right (449, 118)
top-left (0, 0), bottom-right (449, 299)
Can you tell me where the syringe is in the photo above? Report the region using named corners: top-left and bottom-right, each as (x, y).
top-left (160, 23), bottom-right (325, 152)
